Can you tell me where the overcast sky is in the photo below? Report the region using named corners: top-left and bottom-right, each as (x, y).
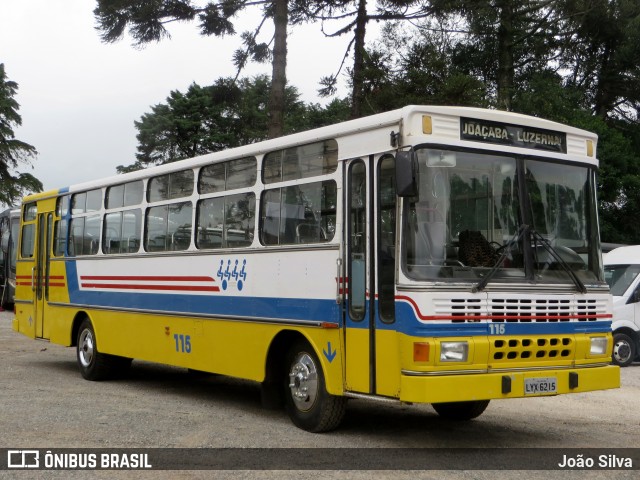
top-left (0, 0), bottom-right (357, 201)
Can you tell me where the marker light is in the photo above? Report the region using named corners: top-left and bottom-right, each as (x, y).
top-left (413, 342), bottom-right (430, 362)
top-left (586, 139), bottom-right (595, 157)
top-left (422, 115), bottom-right (433, 134)
top-left (440, 341), bottom-right (469, 362)
top-left (590, 337), bottom-right (608, 355)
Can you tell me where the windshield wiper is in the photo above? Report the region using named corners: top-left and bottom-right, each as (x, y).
top-left (472, 224), bottom-right (529, 293)
top-left (530, 230), bottom-right (587, 294)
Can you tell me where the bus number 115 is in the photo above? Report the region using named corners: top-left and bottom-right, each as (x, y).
top-left (174, 334), bottom-right (192, 353)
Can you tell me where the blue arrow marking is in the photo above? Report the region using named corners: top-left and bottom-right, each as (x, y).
top-left (323, 342), bottom-right (337, 363)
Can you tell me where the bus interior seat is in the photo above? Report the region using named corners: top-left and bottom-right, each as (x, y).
top-left (296, 223), bottom-right (326, 244)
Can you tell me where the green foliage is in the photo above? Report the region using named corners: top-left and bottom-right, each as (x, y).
top-left (123, 75), bottom-right (349, 172)
top-left (357, 21), bottom-right (487, 115)
top-left (560, 0), bottom-right (640, 119)
top-left (0, 64), bottom-right (42, 206)
top-left (94, 0), bottom-right (240, 45)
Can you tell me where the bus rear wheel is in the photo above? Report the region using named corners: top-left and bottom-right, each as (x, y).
top-left (432, 400), bottom-right (490, 421)
top-left (77, 319), bottom-right (130, 380)
top-left (284, 340), bottom-right (346, 432)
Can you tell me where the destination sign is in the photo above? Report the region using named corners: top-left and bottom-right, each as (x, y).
top-left (460, 117), bottom-right (567, 153)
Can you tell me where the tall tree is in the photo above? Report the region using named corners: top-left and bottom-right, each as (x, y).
top-left (424, 0), bottom-right (568, 111)
top-left (268, 0), bottom-right (288, 137)
top-left (310, 0), bottom-right (436, 118)
top-left (360, 18), bottom-right (488, 112)
top-left (0, 64), bottom-right (42, 206)
top-left (559, 0), bottom-right (640, 121)
top-left (94, 0), bottom-right (292, 138)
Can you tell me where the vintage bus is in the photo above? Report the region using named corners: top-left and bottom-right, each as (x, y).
top-left (0, 207), bottom-right (20, 309)
top-left (13, 106), bottom-right (619, 432)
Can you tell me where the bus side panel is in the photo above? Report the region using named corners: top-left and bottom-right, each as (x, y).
top-left (46, 259), bottom-right (72, 345)
top-left (374, 328), bottom-right (401, 397)
top-left (14, 268), bottom-right (35, 338)
top-left (78, 308), bottom-right (345, 394)
top-left (58, 249), bottom-right (346, 394)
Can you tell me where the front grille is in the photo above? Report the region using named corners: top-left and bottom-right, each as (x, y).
top-left (432, 296), bottom-right (607, 323)
top-left (491, 336), bottom-right (574, 362)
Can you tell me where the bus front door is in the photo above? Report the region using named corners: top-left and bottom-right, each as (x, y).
top-left (344, 155), bottom-right (398, 396)
top-left (345, 158), bottom-right (371, 393)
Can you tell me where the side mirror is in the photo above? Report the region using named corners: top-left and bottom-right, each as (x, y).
top-left (395, 150), bottom-right (417, 197)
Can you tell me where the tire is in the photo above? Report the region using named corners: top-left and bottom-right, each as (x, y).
top-left (284, 340), bottom-right (346, 432)
top-left (432, 400), bottom-right (490, 421)
top-left (76, 318), bottom-right (127, 381)
top-left (612, 332), bottom-right (636, 367)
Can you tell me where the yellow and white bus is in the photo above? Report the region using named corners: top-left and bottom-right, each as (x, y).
top-left (13, 106), bottom-right (619, 432)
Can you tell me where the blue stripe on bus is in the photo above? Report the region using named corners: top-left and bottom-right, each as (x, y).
top-left (65, 261), bottom-right (340, 323)
top-left (64, 262), bottom-right (611, 336)
top-left (381, 318), bottom-right (612, 336)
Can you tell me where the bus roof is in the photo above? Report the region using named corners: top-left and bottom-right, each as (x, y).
top-left (0, 207), bottom-right (19, 217)
top-left (22, 105), bottom-right (599, 203)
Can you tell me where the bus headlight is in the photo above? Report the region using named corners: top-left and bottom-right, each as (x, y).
top-left (440, 341), bottom-right (469, 362)
top-left (590, 337), bottom-right (608, 355)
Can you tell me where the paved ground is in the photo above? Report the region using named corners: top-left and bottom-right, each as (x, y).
top-left (1, 310), bottom-right (638, 479)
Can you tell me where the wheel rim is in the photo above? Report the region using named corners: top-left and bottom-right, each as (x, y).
top-left (288, 352), bottom-right (319, 412)
top-left (78, 329), bottom-right (95, 368)
top-left (613, 339), bottom-right (631, 364)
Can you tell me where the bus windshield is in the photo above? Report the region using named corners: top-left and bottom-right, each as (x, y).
top-left (402, 148), bottom-right (603, 286)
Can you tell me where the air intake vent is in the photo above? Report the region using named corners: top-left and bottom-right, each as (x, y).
top-left (430, 296), bottom-right (608, 323)
top-left (491, 336), bottom-right (574, 362)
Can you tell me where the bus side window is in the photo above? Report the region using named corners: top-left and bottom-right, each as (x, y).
top-left (21, 224), bottom-right (36, 258)
top-left (53, 219), bottom-right (68, 256)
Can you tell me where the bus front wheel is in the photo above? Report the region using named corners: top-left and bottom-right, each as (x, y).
top-left (284, 340), bottom-right (346, 432)
top-left (76, 319), bottom-right (129, 380)
top-left (432, 400), bottom-right (490, 421)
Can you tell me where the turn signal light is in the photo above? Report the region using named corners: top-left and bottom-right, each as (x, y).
top-left (413, 342), bottom-right (430, 362)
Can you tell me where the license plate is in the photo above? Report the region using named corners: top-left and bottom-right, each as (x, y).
top-left (524, 377), bottom-right (557, 395)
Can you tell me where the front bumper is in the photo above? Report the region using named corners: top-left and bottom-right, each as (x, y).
top-left (400, 364), bottom-right (620, 403)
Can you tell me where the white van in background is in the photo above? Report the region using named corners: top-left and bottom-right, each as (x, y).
top-left (603, 245), bottom-right (640, 366)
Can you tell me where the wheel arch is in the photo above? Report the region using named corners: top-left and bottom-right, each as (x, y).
top-left (70, 311), bottom-right (92, 347)
top-left (263, 330), bottom-right (307, 381)
top-left (262, 329), bottom-right (328, 409)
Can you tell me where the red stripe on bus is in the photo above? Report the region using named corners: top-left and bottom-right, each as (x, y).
top-left (80, 275), bottom-right (216, 282)
top-left (81, 283), bottom-right (220, 292)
